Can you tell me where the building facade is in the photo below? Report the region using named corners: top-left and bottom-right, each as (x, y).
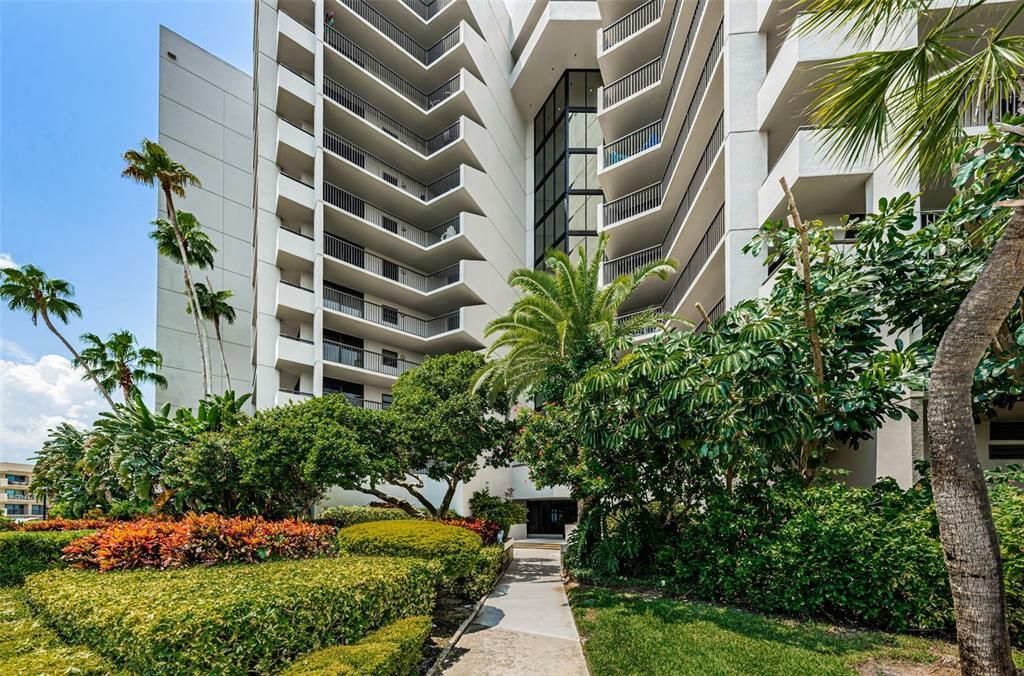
top-left (1, 462), bottom-right (45, 521)
top-left (157, 1), bottom-right (1024, 523)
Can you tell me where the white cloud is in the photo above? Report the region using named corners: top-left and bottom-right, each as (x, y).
top-left (0, 352), bottom-right (107, 464)
top-left (0, 338), bottom-right (33, 362)
top-left (0, 253), bottom-right (17, 269)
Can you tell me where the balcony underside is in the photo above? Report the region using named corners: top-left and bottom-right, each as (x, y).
top-left (323, 255), bottom-right (480, 315)
top-left (322, 305), bottom-right (483, 354)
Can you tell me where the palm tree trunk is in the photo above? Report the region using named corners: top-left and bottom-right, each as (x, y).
top-left (214, 319), bottom-right (231, 387)
top-left (40, 309), bottom-right (117, 411)
top-left (162, 188), bottom-right (211, 395)
top-left (119, 365), bottom-right (134, 403)
top-left (928, 204), bottom-right (1024, 676)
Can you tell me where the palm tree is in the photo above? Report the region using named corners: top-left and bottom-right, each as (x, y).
top-left (77, 330), bottom-right (167, 402)
top-left (800, 2), bottom-right (1024, 671)
top-left (476, 233), bottom-right (676, 403)
top-left (0, 264), bottom-right (116, 410)
top-left (190, 282), bottom-right (237, 386)
top-left (123, 139), bottom-right (212, 395)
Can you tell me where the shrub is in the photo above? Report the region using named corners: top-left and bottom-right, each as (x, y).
top-left (990, 472), bottom-right (1024, 643)
top-left (0, 591), bottom-right (112, 674)
top-left (283, 615), bottom-right (432, 675)
top-left (0, 516), bottom-right (15, 532)
top-left (18, 517), bottom-right (112, 532)
top-left (24, 555), bottom-right (437, 675)
top-left (62, 513), bottom-right (336, 571)
top-left (462, 545), bottom-right (506, 599)
top-left (317, 505), bottom-right (411, 529)
top-left (336, 520), bottom-right (482, 593)
top-left (0, 530), bottom-right (94, 587)
top-left (468, 489), bottom-right (527, 534)
top-left (444, 517), bottom-right (501, 544)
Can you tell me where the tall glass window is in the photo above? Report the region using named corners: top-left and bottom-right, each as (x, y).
top-left (533, 70), bottom-right (603, 268)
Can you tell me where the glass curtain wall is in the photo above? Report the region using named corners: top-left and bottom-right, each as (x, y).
top-left (533, 70), bottom-right (603, 269)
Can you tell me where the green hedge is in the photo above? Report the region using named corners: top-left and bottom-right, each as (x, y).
top-left (0, 530), bottom-right (94, 587)
top-left (336, 520), bottom-right (482, 594)
top-left (463, 545), bottom-right (506, 599)
top-left (317, 505), bottom-right (411, 529)
top-left (24, 555), bottom-right (437, 675)
top-left (0, 591), bottom-right (113, 674)
top-left (284, 615), bottom-right (432, 675)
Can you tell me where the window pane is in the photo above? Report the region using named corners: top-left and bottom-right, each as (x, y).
top-left (568, 112), bottom-right (586, 149)
top-left (586, 71), bottom-right (602, 108)
top-left (553, 118), bottom-right (565, 156)
top-left (553, 157), bottom-right (565, 201)
top-left (585, 112), bottom-right (601, 147)
top-left (568, 71), bottom-right (587, 107)
top-left (568, 194), bottom-right (587, 232)
top-left (554, 75), bottom-right (565, 121)
top-left (568, 153), bottom-right (596, 191)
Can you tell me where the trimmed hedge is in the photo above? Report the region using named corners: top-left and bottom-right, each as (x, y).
top-left (0, 591), bottom-right (113, 674)
top-left (463, 545), bottom-right (506, 599)
top-left (317, 505), bottom-right (411, 529)
top-left (24, 555), bottom-right (437, 675)
top-left (63, 513), bottom-right (336, 571)
top-left (0, 530), bottom-right (94, 587)
top-left (19, 518), bottom-right (113, 532)
top-left (336, 520), bottom-right (482, 594)
top-left (284, 615), bottom-right (432, 675)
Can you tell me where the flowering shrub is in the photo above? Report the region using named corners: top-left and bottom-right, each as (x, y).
top-left (18, 518), bottom-right (113, 532)
top-left (444, 517), bottom-right (501, 545)
top-left (0, 516), bottom-right (15, 532)
top-left (62, 513), bottom-right (336, 571)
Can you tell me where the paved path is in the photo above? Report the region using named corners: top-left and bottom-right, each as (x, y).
top-left (441, 547), bottom-right (589, 675)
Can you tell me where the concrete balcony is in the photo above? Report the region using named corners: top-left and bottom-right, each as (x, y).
top-left (322, 341), bottom-right (418, 387)
top-left (278, 7), bottom-right (315, 57)
top-left (276, 173), bottom-right (315, 224)
top-left (759, 127), bottom-right (875, 225)
top-left (598, 0), bottom-right (669, 82)
top-left (277, 62), bottom-right (315, 108)
top-left (276, 226), bottom-right (314, 265)
top-left (276, 334), bottom-right (316, 369)
top-left (276, 279), bottom-right (315, 318)
top-left (374, 0), bottom-right (477, 45)
top-left (661, 205), bottom-right (725, 323)
top-left (323, 233), bottom-right (481, 314)
top-left (276, 388), bottom-right (314, 406)
top-left (322, 290), bottom-right (488, 354)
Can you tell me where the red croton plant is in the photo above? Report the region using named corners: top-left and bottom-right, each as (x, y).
top-left (443, 517), bottom-right (501, 545)
top-left (62, 513), bottom-right (336, 571)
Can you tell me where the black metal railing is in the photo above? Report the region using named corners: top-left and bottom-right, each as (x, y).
top-left (338, 0), bottom-right (460, 65)
top-left (694, 295), bottom-right (726, 333)
top-left (661, 205), bottom-right (725, 315)
top-left (603, 244), bottom-right (663, 281)
top-left (322, 181), bottom-right (462, 247)
top-left (397, 0), bottom-right (454, 21)
top-left (323, 77), bottom-right (461, 156)
top-left (603, 0), bottom-right (663, 51)
top-left (323, 287), bottom-right (461, 337)
top-left (323, 129), bottom-right (462, 201)
top-left (324, 24), bottom-right (461, 110)
top-left (323, 233), bottom-right (461, 291)
top-left (323, 340), bottom-right (419, 376)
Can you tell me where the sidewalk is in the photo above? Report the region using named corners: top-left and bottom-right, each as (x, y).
top-left (440, 547), bottom-right (589, 675)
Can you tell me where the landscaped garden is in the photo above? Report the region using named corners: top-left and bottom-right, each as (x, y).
top-left (0, 510), bottom-right (508, 674)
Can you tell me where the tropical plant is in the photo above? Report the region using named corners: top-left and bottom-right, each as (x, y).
top-left (76, 330), bottom-right (166, 402)
top-left (150, 212), bottom-right (215, 269)
top-left (799, 0), bottom-right (1024, 661)
top-left (29, 424), bottom-right (110, 519)
top-left (0, 265), bottom-right (116, 409)
top-left (476, 233), bottom-right (676, 403)
top-left (123, 139), bottom-right (211, 395)
top-left (191, 282), bottom-right (237, 385)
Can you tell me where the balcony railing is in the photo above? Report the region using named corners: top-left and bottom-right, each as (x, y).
top-left (397, 0), bottom-right (454, 21)
top-left (920, 210), bottom-right (943, 227)
top-left (324, 287), bottom-right (461, 337)
top-left (342, 395), bottom-right (389, 410)
top-left (324, 233), bottom-right (461, 292)
top-left (324, 77), bottom-right (461, 156)
top-left (603, 182), bottom-right (662, 226)
top-left (323, 181), bottom-right (461, 247)
top-left (324, 24), bottom-right (461, 110)
top-left (604, 57), bottom-right (661, 108)
top-left (615, 307), bottom-right (662, 337)
top-left (661, 114), bottom-right (724, 248)
top-left (4, 492), bottom-right (33, 502)
top-left (278, 387), bottom-right (314, 397)
top-left (323, 340), bottom-right (419, 377)
top-left (962, 89), bottom-right (1021, 127)
top-left (323, 129), bottom-right (461, 201)
top-left (338, 0), bottom-right (460, 65)
top-left (605, 120), bottom-right (662, 167)
top-left (603, 0), bottom-right (663, 51)
top-left (662, 205), bottom-right (725, 315)
top-left (603, 244), bottom-right (663, 281)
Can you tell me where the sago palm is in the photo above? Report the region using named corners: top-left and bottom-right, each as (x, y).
top-left (123, 139), bottom-right (212, 395)
top-left (0, 264), bottom-right (116, 410)
top-left (799, 1), bottom-right (1024, 671)
top-left (77, 330), bottom-right (167, 402)
top-left (190, 282), bottom-right (237, 385)
top-left (476, 233), bottom-right (676, 402)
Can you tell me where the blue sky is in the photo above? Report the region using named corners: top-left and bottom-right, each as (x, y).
top-left (0, 1), bottom-right (252, 461)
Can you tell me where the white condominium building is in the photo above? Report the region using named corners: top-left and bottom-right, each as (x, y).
top-left (156, 1), bottom-right (1024, 521)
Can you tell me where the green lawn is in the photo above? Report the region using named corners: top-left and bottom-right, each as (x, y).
top-left (569, 586), bottom-right (987, 676)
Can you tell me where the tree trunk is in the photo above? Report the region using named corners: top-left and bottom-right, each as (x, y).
top-left (163, 188), bottom-right (212, 396)
top-left (928, 204), bottom-right (1024, 676)
top-left (358, 487), bottom-right (422, 517)
top-left (214, 320), bottom-right (231, 386)
top-left (40, 308), bottom-right (117, 411)
top-left (119, 364), bottom-right (134, 402)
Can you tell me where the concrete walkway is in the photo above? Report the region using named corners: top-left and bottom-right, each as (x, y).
top-left (441, 547), bottom-right (589, 675)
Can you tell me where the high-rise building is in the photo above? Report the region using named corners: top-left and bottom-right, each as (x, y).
top-left (157, 1), bottom-right (1024, 520)
top-left (1, 462), bottom-right (45, 521)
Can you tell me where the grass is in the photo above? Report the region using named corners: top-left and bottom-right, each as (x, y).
top-left (570, 586), bottom-right (991, 676)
